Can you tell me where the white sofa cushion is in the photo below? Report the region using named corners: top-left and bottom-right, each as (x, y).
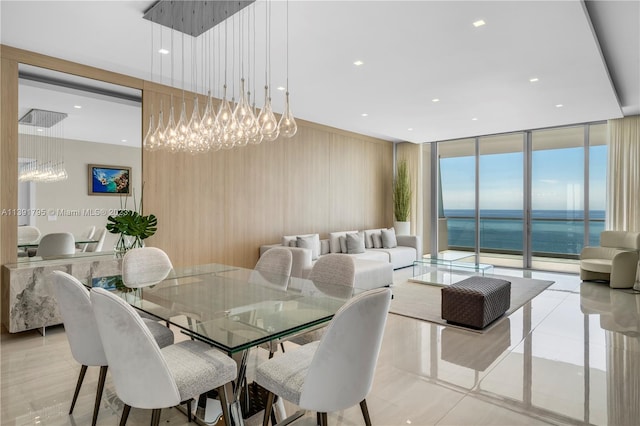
top-left (364, 229), bottom-right (384, 249)
top-left (329, 231), bottom-right (358, 253)
top-left (369, 246), bottom-right (417, 269)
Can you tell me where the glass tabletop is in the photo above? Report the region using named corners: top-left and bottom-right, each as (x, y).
top-left (106, 264), bottom-right (357, 354)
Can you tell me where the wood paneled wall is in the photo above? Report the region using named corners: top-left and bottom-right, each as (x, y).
top-left (142, 83), bottom-right (394, 268)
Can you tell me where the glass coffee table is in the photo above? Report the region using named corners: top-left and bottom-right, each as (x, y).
top-left (410, 251), bottom-right (493, 286)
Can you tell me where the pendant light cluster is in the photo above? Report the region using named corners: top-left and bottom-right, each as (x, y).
top-left (18, 109), bottom-right (68, 183)
top-left (143, 0), bottom-right (296, 154)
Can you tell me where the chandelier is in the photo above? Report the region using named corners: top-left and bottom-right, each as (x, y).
top-left (142, 0), bottom-right (296, 154)
top-left (18, 109), bottom-right (68, 183)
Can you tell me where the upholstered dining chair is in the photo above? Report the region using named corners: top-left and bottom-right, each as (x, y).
top-left (77, 225), bottom-right (96, 252)
top-left (17, 225), bottom-right (41, 243)
top-left (90, 287), bottom-right (238, 426)
top-left (122, 247), bottom-right (173, 288)
top-left (85, 228), bottom-right (106, 252)
top-left (257, 287), bottom-right (392, 426)
top-left (287, 254), bottom-right (356, 346)
top-left (36, 232), bottom-right (75, 257)
top-left (50, 271), bottom-right (174, 426)
top-left (251, 247), bottom-right (293, 290)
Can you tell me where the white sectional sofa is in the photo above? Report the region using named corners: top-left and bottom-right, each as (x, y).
top-left (259, 228), bottom-right (421, 289)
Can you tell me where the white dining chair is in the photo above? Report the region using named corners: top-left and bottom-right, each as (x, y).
top-left (36, 232), bottom-right (75, 257)
top-left (17, 225), bottom-right (41, 243)
top-left (50, 271), bottom-right (174, 426)
top-left (77, 225), bottom-right (96, 252)
top-left (257, 287), bottom-right (392, 426)
top-left (252, 247), bottom-right (293, 290)
top-left (122, 247), bottom-right (173, 288)
top-left (287, 254), bottom-right (356, 346)
top-left (85, 228), bottom-right (106, 252)
top-left (90, 287), bottom-right (238, 426)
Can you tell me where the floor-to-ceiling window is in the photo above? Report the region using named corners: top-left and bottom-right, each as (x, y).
top-left (434, 122), bottom-right (607, 270)
top-left (479, 133), bottom-right (524, 267)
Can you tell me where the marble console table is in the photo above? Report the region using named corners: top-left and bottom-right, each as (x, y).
top-left (2, 253), bottom-right (122, 333)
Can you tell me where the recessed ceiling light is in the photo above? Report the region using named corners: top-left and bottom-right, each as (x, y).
top-left (408, 128), bottom-right (414, 131)
top-left (158, 48), bottom-right (169, 55)
top-left (529, 77), bottom-right (539, 83)
top-left (432, 98), bottom-right (440, 103)
top-left (361, 113), bottom-right (368, 117)
top-left (276, 86), bottom-right (286, 91)
top-left (471, 117), bottom-right (478, 121)
top-left (121, 139), bottom-right (127, 143)
top-left (36, 128), bottom-right (43, 132)
top-left (473, 20), bottom-right (486, 27)
top-left (73, 105), bottom-right (82, 109)
top-left (555, 104), bottom-right (564, 108)
top-left (353, 60), bottom-right (364, 66)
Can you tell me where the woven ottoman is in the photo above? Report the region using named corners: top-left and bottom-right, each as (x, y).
top-left (441, 276), bottom-right (511, 329)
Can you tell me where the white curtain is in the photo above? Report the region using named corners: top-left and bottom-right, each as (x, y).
top-left (607, 115), bottom-right (640, 231)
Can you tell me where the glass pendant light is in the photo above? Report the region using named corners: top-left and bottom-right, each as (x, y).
top-left (143, 113), bottom-right (156, 150)
top-left (200, 91), bottom-right (216, 150)
top-left (164, 95), bottom-right (179, 152)
top-left (176, 96), bottom-right (190, 152)
top-left (186, 96), bottom-right (201, 153)
top-left (153, 108), bottom-right (166, 150)
top-left (279, 91), bottom-right (297, 138)
top-left (217, 85), bottom-right (235, 149)
top-left (234, 79), bottom-right (254, 147)
top-left (247, 102), bottom-right (263, 145)
top-left (258, 86), bottom-right (279, 141)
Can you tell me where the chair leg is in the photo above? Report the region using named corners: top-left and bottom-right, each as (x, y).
top-left (280, 342), bottom-right (286, 353)
top-left (119, 404), bottom-right (131, 426)
top-left (69, 365), bottom-right (88, 414)
top-left (262, 391), bottom-right (275, 426)
top-left (150, 408), bottom-right (162, 426)
top-left (92, 366), bottom-right (108, 426)
top-left (360, 399), bottom-right (372, 426)
top-left (217, 385), bottom-right (232, 426)
top-left (319, 412), bottom-right (328, 426)
top-left (186, 399), bottom-right (192, 422)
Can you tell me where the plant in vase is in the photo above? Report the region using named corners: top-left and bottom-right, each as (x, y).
top-left (393, 159), bottom-right (412, 235)
top-left (106, 188), bottom-right (157, 254)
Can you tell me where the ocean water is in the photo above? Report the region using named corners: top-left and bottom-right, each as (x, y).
top-left (443, 209), bottom-right (605, 255)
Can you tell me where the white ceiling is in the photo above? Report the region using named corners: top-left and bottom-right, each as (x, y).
top-left (2, 1), bottom-right (638, 145)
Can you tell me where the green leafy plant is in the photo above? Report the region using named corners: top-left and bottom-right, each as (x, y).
top-left (106, 186), bottom-right (157, 252)
top-left (393, 159), bottom-right (412, 222)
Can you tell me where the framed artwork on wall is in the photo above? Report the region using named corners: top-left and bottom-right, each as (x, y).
top-left (88, 164), bottom-right (131, 195)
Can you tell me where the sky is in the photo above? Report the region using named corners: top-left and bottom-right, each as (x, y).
top-left (440, 145), bottom-right (607, 212)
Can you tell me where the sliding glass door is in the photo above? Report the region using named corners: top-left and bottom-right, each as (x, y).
top-left (433, 122), bottom-right (607, 270)
top-left (478, 133), bottom-right (524, 266)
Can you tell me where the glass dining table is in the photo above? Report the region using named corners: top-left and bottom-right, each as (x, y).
top-left (96, 263), bottom-right (359, 425)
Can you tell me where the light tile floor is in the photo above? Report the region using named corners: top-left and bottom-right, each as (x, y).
top-left (2, 267), bottom-right (639, 425)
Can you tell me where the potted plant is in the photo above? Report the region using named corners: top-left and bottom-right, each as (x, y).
top-left (106, 188), bottom-right (157, 253)
top-left (393, 159), bottom-right (412, 235)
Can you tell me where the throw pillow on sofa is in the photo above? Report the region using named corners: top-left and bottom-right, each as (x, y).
top-left (297, 235), bottom-right (319, 260)
top-left (339, 236), bottom-right (347, 253)
top-left (372, 233), bottom-right (383, 248)
top-left (381, 228), bottom-right (398, 248)
top-left (329, 230), bottom-right (358, 253)
top-left (364, 228), bottom-right (384, 249)
top-left (283, 233), bottom-right (321, 258)
top-left (346, 231), bottom-right (365, 254)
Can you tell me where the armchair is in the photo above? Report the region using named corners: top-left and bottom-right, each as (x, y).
top-left (580, 231), bottom-right (640, 289)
